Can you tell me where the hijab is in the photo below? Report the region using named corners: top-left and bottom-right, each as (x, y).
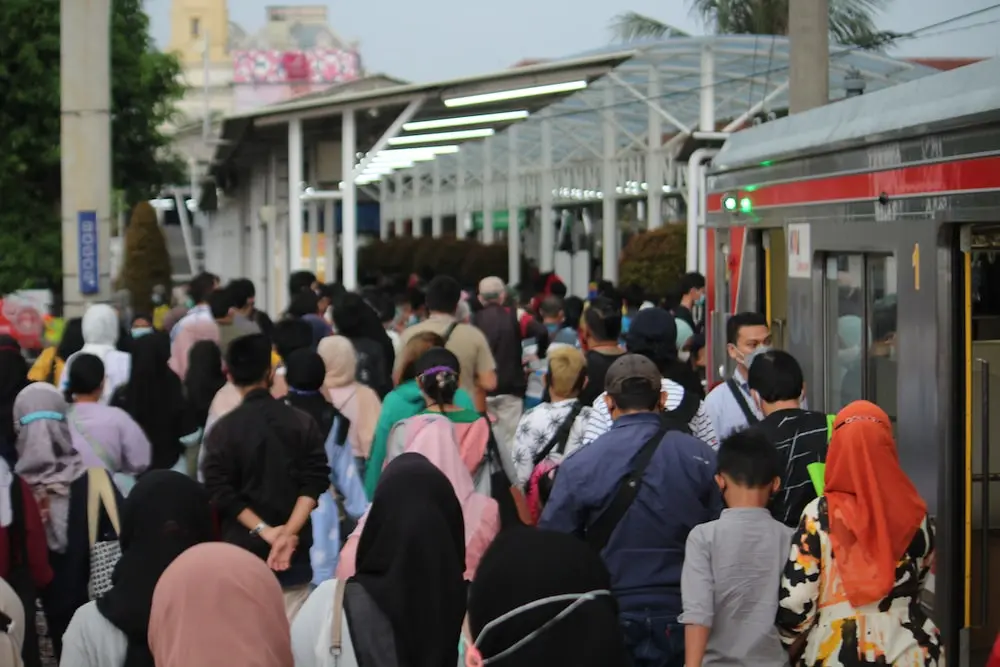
top-left (183, 340), bottom-right (225, 425)
top-left (12, 383), bottom-right (85, 552)
top-left (318, 336), bottom-right (380, 458)
top-left (72, 304), bottom-right (131, 403)
top-left (56, 318), bottom-right (85, 362)
top-left (825, 400), bottom-right (927, 607)
top-left (122, 332), bottom-right (186, 470)
top-left (0, 577), bottom-right (24, 667)
top-left (468, 528), bottom-right (628, 667)
top-left (351, 453), bottom-right (466, 667)
top-left (284, 349), bottom-right (343, 441)
top-left (97, 471), bottom-right (214, 667)
top-left (148, 542), bottom-right (293, 667)
top-left (168, 318), bottom-right (219, 380)
top-left (0, 335), bottom-right (28, 466)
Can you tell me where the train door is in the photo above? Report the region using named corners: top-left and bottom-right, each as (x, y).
top-left (960, 225), bottom-right (1000, 664)
top-left (761, 228), bottom-right (789, 349)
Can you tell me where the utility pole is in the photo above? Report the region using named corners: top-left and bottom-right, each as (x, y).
top-left (60, 0), bottom-right (113, 316)
top-left (788, 0), bottom-right (830, 114)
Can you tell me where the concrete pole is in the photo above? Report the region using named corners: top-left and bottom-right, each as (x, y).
top-left (789, 0), bottom-right (830, 114)
top-left (61, 0), bottom-right (113, 316)
top-left (287, 118), bottom-right (304, 273)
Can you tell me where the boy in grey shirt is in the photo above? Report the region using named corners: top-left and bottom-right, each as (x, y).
top-left (680, 428), bottom-right (794, 667)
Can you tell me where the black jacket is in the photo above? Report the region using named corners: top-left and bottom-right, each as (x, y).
top-left (202, 389), bottom-right (330, 586)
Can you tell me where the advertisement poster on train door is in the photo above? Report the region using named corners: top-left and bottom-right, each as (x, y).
top-left (787, 223), bottom-right (812, 279)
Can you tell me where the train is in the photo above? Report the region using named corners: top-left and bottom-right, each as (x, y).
top-left (703, 56), bottom-right (1000, 664)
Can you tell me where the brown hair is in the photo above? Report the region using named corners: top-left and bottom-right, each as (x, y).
top-left (396, 332), bottom-right (446, 385)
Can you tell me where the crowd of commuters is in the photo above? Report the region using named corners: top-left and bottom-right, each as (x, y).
top-left (0, 265), bottom-right (942, 667)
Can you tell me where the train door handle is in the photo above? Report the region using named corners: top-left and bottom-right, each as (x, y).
top-left (771, 318), bottom-right (786, 347)
top-left (978, 358), bottom-right (990, 628)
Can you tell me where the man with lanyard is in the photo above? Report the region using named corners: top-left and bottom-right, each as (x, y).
top-left (703, 312), bottom-right (771, 441)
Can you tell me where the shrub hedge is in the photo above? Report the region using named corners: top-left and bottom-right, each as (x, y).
top-left (359, 237), bottom-right (530, 286)
top-left (618, 224), bottom-right (687, 298)
top-left (119, 201), bottom-right (173, 313)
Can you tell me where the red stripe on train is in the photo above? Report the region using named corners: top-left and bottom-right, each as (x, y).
top-left (706, 155), bottom-right (1000, 213)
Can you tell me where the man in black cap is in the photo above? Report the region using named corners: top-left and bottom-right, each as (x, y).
top-left (582, 308), bottom-right (717, 449)
top-left (540, 353), bottom-right (721, 667)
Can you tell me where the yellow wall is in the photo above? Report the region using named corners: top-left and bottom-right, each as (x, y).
top-left (169, 0), bottom-right (229, 65)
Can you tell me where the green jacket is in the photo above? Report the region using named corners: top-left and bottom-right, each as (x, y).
top-left (364, 380), bottom-right (476, 497)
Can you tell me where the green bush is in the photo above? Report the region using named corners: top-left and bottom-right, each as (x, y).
top-left (359, 237), bottom-right (528, 285)
top-left (119, 201), bottom-right (173, 313)
top-left (619, 224), bottom-right (687, 299)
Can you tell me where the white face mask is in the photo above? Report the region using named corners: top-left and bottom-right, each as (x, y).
top-left (678, 350), bottom-right (691, 363)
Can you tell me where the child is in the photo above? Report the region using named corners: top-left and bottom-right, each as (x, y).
top-left (679, 428), bottom-right (794, 667)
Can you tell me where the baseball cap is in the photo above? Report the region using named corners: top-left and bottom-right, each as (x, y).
top-left (605, 354), bottom-right (662, 396)
top-left (547, 346), bottom-right (587, 396)
top-left (625, 308), bottom-right (677, 348)
top-left (478, 276), bottom-right (506, 302)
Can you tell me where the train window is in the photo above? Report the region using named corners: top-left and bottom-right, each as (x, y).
top-left (825, 253), bottom-right (897, 422)
top-left (826, 255), bottom-right (864, 410)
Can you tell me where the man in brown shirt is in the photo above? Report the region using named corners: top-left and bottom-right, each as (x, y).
top-left (395, 276), bottom-right (496, 411)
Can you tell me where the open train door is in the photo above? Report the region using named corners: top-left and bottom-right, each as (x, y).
top-left (958, 224), bottom-right (1000, 665)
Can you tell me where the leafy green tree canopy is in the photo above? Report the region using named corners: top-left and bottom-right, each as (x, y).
top-left (612, 0), bottom-right (898, 49)
top-left (120, 201), bottom-right (173, 313)
top-left (0, 0), bottom-right (184, 295)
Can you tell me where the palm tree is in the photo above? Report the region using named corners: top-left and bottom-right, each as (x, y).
top-left (611, 0), bottom-right (898, 48)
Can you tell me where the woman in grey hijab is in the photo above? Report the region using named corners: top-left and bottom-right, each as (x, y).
top-left (12, 383), bottom-right (86, 553)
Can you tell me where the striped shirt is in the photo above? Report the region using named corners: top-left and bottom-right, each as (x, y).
top-left (755, 408), bottom-right (829, 527)
top-left (581, 378), bottom-right (719, 450)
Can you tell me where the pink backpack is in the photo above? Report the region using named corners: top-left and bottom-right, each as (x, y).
top-left (525, 402), bottom-right (584, 524)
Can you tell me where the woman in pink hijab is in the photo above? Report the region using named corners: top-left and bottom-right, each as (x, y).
top-left (168, 318), bottom-right (219, 380)
top-left (148, 542), bottom-right (293, 667)
top-left (336, 414), bottom-right (499, 581)
top-left (317, 336), bottom-right (381, 467)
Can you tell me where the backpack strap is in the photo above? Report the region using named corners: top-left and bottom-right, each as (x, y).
top-left (664, 386), bottom-right (699, 430)
top-left (726, 378), bottom-right (760, 426)
top-left (441, 321), bottom-right (459, 345)
top-left (330, 578), bottom-right (346, 656)
top-left (585, 419), bottom-right (671, 553)
top-left (532, 402), bottom-right (584, 468)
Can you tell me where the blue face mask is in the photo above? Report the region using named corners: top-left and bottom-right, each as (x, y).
top-left (696, 293), bottom-right (706, 306)
top-left (131, 327), bottom-right (153, 338)
top-left (185, 298), bottom-right (195, 309)
top-left (545, 323), bottom-right (560, 334)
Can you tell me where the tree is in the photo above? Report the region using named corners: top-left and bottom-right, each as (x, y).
top-left (611, 0), bottom-right (899, 49)
top-left (0, 0), bottom-right (185, 296)
top-left (119, 202), bottom-right (173, 313)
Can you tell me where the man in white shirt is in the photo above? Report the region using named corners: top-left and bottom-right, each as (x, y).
top-left (702, 312), bottom-right (772, 441)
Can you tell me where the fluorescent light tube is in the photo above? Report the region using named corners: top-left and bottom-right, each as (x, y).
top-left (388, 128), bottom-right (494, 145)
top-left (403, 110), bottom-right (529, 131)
top-left (444, 80), bottom-right (587, 107)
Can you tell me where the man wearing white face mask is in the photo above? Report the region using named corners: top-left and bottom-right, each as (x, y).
top-left (746, 349), bottom-right (830, 528)
top-left (703, 312), bottom-right (771, 441)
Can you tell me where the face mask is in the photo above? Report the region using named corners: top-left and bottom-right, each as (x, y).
top-left (678, 350), bottom-right (691, 363)
top-left (407, 314), bottom-right (419, 326)
top-left (741, 345), bottom-right (773, 370)
top-left (696, 293), bottom-right (706, 306)
top-left (545, 323), bottom-right (560, 334)
top-left (463, 590), bottom-right (612, 666)
top-left (131, 327), bottom-right (153, 338)
top-left (152, 294), bottom-right (163, 306)
top-left (184, 298), bottom-right (195, 309)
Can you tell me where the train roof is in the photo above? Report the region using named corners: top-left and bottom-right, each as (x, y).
top-left (712, 57), bottom-right (1000, 171)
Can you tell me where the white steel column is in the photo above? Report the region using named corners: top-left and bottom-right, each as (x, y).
top-left (325, 199), bottom-right (336, 283)
top-left (411, 165), bottom-right (422, 237)
top-left (700, 44), bottom-right (716, 132)
top-left (287, 118), bottom-right (304, 273)
top-left (646, 66), bottom-right (663, 230)
top-left (456, 151), bottom-right (467, 237)
top-left (507, 126), bottom-right (521, 286)
top-left (539, 115), bottom-right (555, 272)
top-left (307, 150), bottom-right (318, 274)
top-left (602, 86), bottom-right (618, 284)
top-left (431, 160), bottom-right (443, 238)
top-left (378, 179), bottom-right (390, 240)
top-left (251, 170), bottom-right (264, 298)
top-left (482, 141), bottom-right (494, 243)
top-left (394, 173), bottom-right (405, 237)
top-left (341, 109), bottom-right (359, 291)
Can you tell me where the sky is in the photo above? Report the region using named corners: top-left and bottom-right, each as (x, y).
top-left (144, 0), bottom-right (1000, 83)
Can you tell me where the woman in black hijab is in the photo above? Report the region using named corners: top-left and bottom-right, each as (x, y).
top-left (466, 527), bottom-right (629, 667)
top-left (112, 332), bottom-right (190, 470)
top-left (60, 470), bottom-right (214, 667)
top-left (0, 335), bottom-right (28, 465)
top-left (183, 340), bottom-right (225, 429)
top-left (353, 453), bottom-right (465, 667)
top-left (331, 292), bottom-right (395, 398)
top-left (283, 348), bottom-right (344, 442)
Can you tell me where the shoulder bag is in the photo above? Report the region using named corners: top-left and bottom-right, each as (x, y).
top-left (87, 468), bottom-right (122, 599)
top-left (726, 378), bottom-right (760, 426)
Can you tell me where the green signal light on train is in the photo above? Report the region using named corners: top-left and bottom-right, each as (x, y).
top-left (722, 195), bottom-right (738, 212)
top-left (739, 197), bottom-right (753, 214)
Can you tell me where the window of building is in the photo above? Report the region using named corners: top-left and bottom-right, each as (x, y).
top-left (824, 253), bottom-right (898, 424)
top-left (190, 17), bottom-right (201, 38)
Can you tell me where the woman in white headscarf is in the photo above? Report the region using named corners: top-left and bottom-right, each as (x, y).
top-left (59, 304), bottom-right (132, 404)
top-left (0, 577), bottom-right (25, 667)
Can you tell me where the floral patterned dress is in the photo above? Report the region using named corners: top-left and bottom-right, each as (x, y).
top-left (778, 497), bottom-right (943, 667)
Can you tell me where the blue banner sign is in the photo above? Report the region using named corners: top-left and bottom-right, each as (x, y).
top-left (78, 211), bottom-right (99, 295)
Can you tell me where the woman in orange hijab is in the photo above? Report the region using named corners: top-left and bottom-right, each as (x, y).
top-left (776, 400), bottom-right (942, 666)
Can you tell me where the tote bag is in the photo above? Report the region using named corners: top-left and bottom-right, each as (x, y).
top-left (86, 468), bottom-right (122, 599)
